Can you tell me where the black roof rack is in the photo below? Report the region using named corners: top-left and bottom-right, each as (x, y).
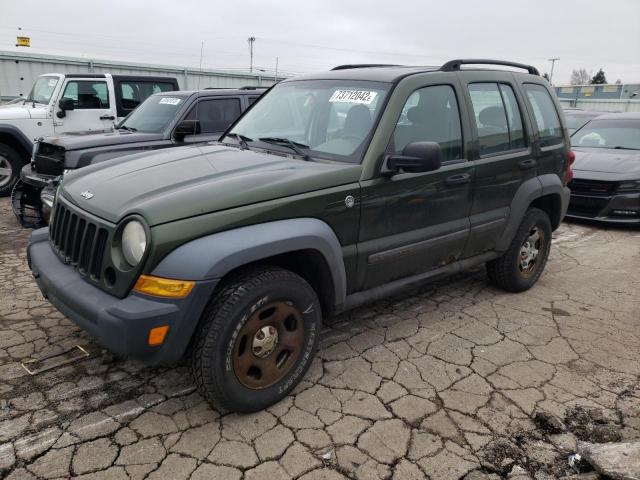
top-left (331, 64), bottom-right (401, 71)
top-left (440, 59), bottom-right (539, 76)
top-left (203, 85), bottom-right (267, 90)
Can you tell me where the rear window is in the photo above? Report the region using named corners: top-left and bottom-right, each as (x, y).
top-left (119, 81), bottom-right (176, 111)
top-left (524, 84), bottom-right (563, 144)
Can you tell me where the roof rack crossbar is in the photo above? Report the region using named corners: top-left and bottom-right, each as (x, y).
top-left (331, 64), bottom-right (401, 71)
top-left (440, 59), bottom-right (539, 76)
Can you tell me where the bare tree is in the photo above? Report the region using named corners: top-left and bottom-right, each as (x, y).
top-left (570, 69), bottom-right (591, 85)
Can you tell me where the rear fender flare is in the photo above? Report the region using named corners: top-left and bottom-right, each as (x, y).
top-left (495, 177), bottom-right (543, 251)
top-left (151, 218), bottom-right (347, 307)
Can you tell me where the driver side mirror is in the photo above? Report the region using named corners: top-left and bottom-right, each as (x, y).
top-left (174, 120), bottom-right (201, 140)
top-left (383, 141), bottom-right (442, 176)
top-left (56, 98), bottom-right (75, 118)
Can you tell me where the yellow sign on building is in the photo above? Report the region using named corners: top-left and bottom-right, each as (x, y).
top-left (16, 36), bottom-right (30, 47)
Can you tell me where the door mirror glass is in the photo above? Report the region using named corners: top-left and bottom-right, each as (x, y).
top-left (175, 119), bottom-right (201, 139)
top-left (384, 141), bottom-right (442, 175)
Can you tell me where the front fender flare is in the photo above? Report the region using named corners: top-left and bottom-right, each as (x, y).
top-left (151, 218), bottom-right (347, 307)
top-left (0, 124), bottom-right (33, 156)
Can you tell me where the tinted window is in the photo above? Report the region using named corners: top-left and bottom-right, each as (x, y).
top-left (391, 85), bottom-right (463, 162)
top-left (499, 84), bottom-right (526, 149)
top-left (61, 81), bottom-right (109, 109)
top-left (469, 83), bottom-right (510, 155)
top-left (119, 81), bottom-right (175, 111)
top-left (524, 84), bottom-right (563, 142)
top-left (185, 98), bottom-right (242, 133)
top-left (248, 96), bottom-right (260, 106)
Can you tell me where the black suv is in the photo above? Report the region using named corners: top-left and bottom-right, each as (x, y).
top-left (28, 60), bottom-right (572, 412)
top-left (13, 86), bottom-right (266, 227)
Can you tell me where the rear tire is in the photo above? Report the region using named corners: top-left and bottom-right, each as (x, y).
top-left (0, 144), bottom-right (23, 197)
top-left (191, 266), bottom-right (322, 412)
top-left (486, 208), bottom-right (552, 292)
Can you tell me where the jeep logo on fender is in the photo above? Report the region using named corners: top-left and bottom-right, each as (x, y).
top-left (80, 191), bottom-right (94, 200)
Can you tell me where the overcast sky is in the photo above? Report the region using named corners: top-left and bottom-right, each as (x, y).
top-left (1, 0), bottom-right (639, 84)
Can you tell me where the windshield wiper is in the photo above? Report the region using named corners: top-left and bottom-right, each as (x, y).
top-left (225, 133), bottom-right (252, 150)
top-left (613, 146), bottom-right (639, 150)
top-left (259, 137), bottom-right (311, 161)
top-left (116, 125), bottom-right (137, 132)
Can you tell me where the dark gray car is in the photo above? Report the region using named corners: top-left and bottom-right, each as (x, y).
top-left (12, 87), bottom-right (266, 227)
top-left (567, 112), bottom-right (640, 223)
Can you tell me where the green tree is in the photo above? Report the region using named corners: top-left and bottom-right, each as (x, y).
top-left (590, 68), bottom-right (607, 84)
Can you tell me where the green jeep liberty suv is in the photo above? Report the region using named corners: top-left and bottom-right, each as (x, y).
top-left (28, 60), bottom-right (573, 412)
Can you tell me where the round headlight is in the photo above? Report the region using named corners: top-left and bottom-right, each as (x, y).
top-left (121, 220), bottom-right (147, 266)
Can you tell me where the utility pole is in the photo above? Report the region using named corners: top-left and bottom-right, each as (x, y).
top-left (275, 57), bottom-right (279, 82)
top-left (548, 58), bottom-right (560, 84)
top-left (197, 41), bottom-right (204, 89)
top-left (248, 36), bottom-right (256, 73)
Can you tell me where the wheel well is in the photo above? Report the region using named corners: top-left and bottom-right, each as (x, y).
top-left (530, 193), bottom-right (562, 230)
top-left (0, 133), bottom-right (30, 163)
top-left (220, 249), bottom-right (336, 316)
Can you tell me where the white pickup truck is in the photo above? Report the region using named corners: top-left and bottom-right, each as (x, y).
top-left (0, 73), bottom-right (179, 195)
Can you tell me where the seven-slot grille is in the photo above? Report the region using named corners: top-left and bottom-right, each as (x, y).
top-left (49, 198), bottom-right (108, 279)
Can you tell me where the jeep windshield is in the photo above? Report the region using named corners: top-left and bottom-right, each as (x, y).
top-left (26, 76), bottom-right (59, 104)
top-left (117, 94), bottom-right (188, 133)
top-left (225, 80), bottom-right (391, 163)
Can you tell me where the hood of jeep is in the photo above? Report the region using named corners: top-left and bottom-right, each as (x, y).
top-left (45, 130), bottom-right (164, 152)
top-left (60, 143), bottom-right (362, 225)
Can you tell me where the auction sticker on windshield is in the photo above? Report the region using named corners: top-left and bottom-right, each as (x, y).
top-left (329, 90), bottom-right (378, 105)
top-left (159, 97), bottom-right (181, 105)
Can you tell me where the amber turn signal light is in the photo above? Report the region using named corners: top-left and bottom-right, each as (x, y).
top-left (133, 275), bottom-right (195, 299)
top-left (148, 326), bottom-right (169, 346)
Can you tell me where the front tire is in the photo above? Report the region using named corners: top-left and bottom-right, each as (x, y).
top-left (0, 144), bottom-right (23, 197)
top-left (486, 208), bottom-right (552, 292)
top-left (191, 266), bottom-right (322, 412)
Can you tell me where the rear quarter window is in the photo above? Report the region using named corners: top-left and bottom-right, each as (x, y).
top-left (524, 83), bottom-right (563, 144)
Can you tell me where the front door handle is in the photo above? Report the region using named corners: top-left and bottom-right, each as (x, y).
top-left (519, 159), bottom-right (537, 170)
top-left (100, 115), bottom-right (116, 120)
top-left (445, 173), bottom-right (471, 186)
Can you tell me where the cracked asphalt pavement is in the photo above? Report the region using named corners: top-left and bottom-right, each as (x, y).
top-left (0, 196), bottom-right (639, 480)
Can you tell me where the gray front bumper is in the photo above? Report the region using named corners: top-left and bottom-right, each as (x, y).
top-left (27, 228), bottom-right (218, 364)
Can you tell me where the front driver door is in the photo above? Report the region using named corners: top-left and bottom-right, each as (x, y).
top-left (54, 79), bottom-right (116, 133)
top-left (357, 82), bottom-right (474, 290)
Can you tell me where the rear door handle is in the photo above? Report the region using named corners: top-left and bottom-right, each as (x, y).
top-left (444, 173), bottom-right (471, 186)
top-left (519, 159), bottom-right (537, 170)
top-left (100, 115), bottom-right (115, 120)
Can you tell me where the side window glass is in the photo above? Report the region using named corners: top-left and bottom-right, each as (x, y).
top-left (524, 83), bottom-right (562, 143)
top-left (391, 85), bottom-right (463, 162)
top-left (62, 81), bottom-right (109, 109)
top-left (185, 98), bottom-right (242, 133)
top-left (468, 83), bottom-right (510, 155)
top-left (247, 96), bottom-right (259, 106)
top-left (120, 82), bottom-right (175, 110)
top-left (499, 84), bottom-right (526, 150)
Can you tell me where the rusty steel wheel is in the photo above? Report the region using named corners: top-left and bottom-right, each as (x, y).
top-left (192, 266), bottom-right (322, 412)
top-left (233, 300), bottom-right (306, 389)
top-left (486, 208), bottom-right (552, 293)
top-left (519, 226), bottom-right (545, 277)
